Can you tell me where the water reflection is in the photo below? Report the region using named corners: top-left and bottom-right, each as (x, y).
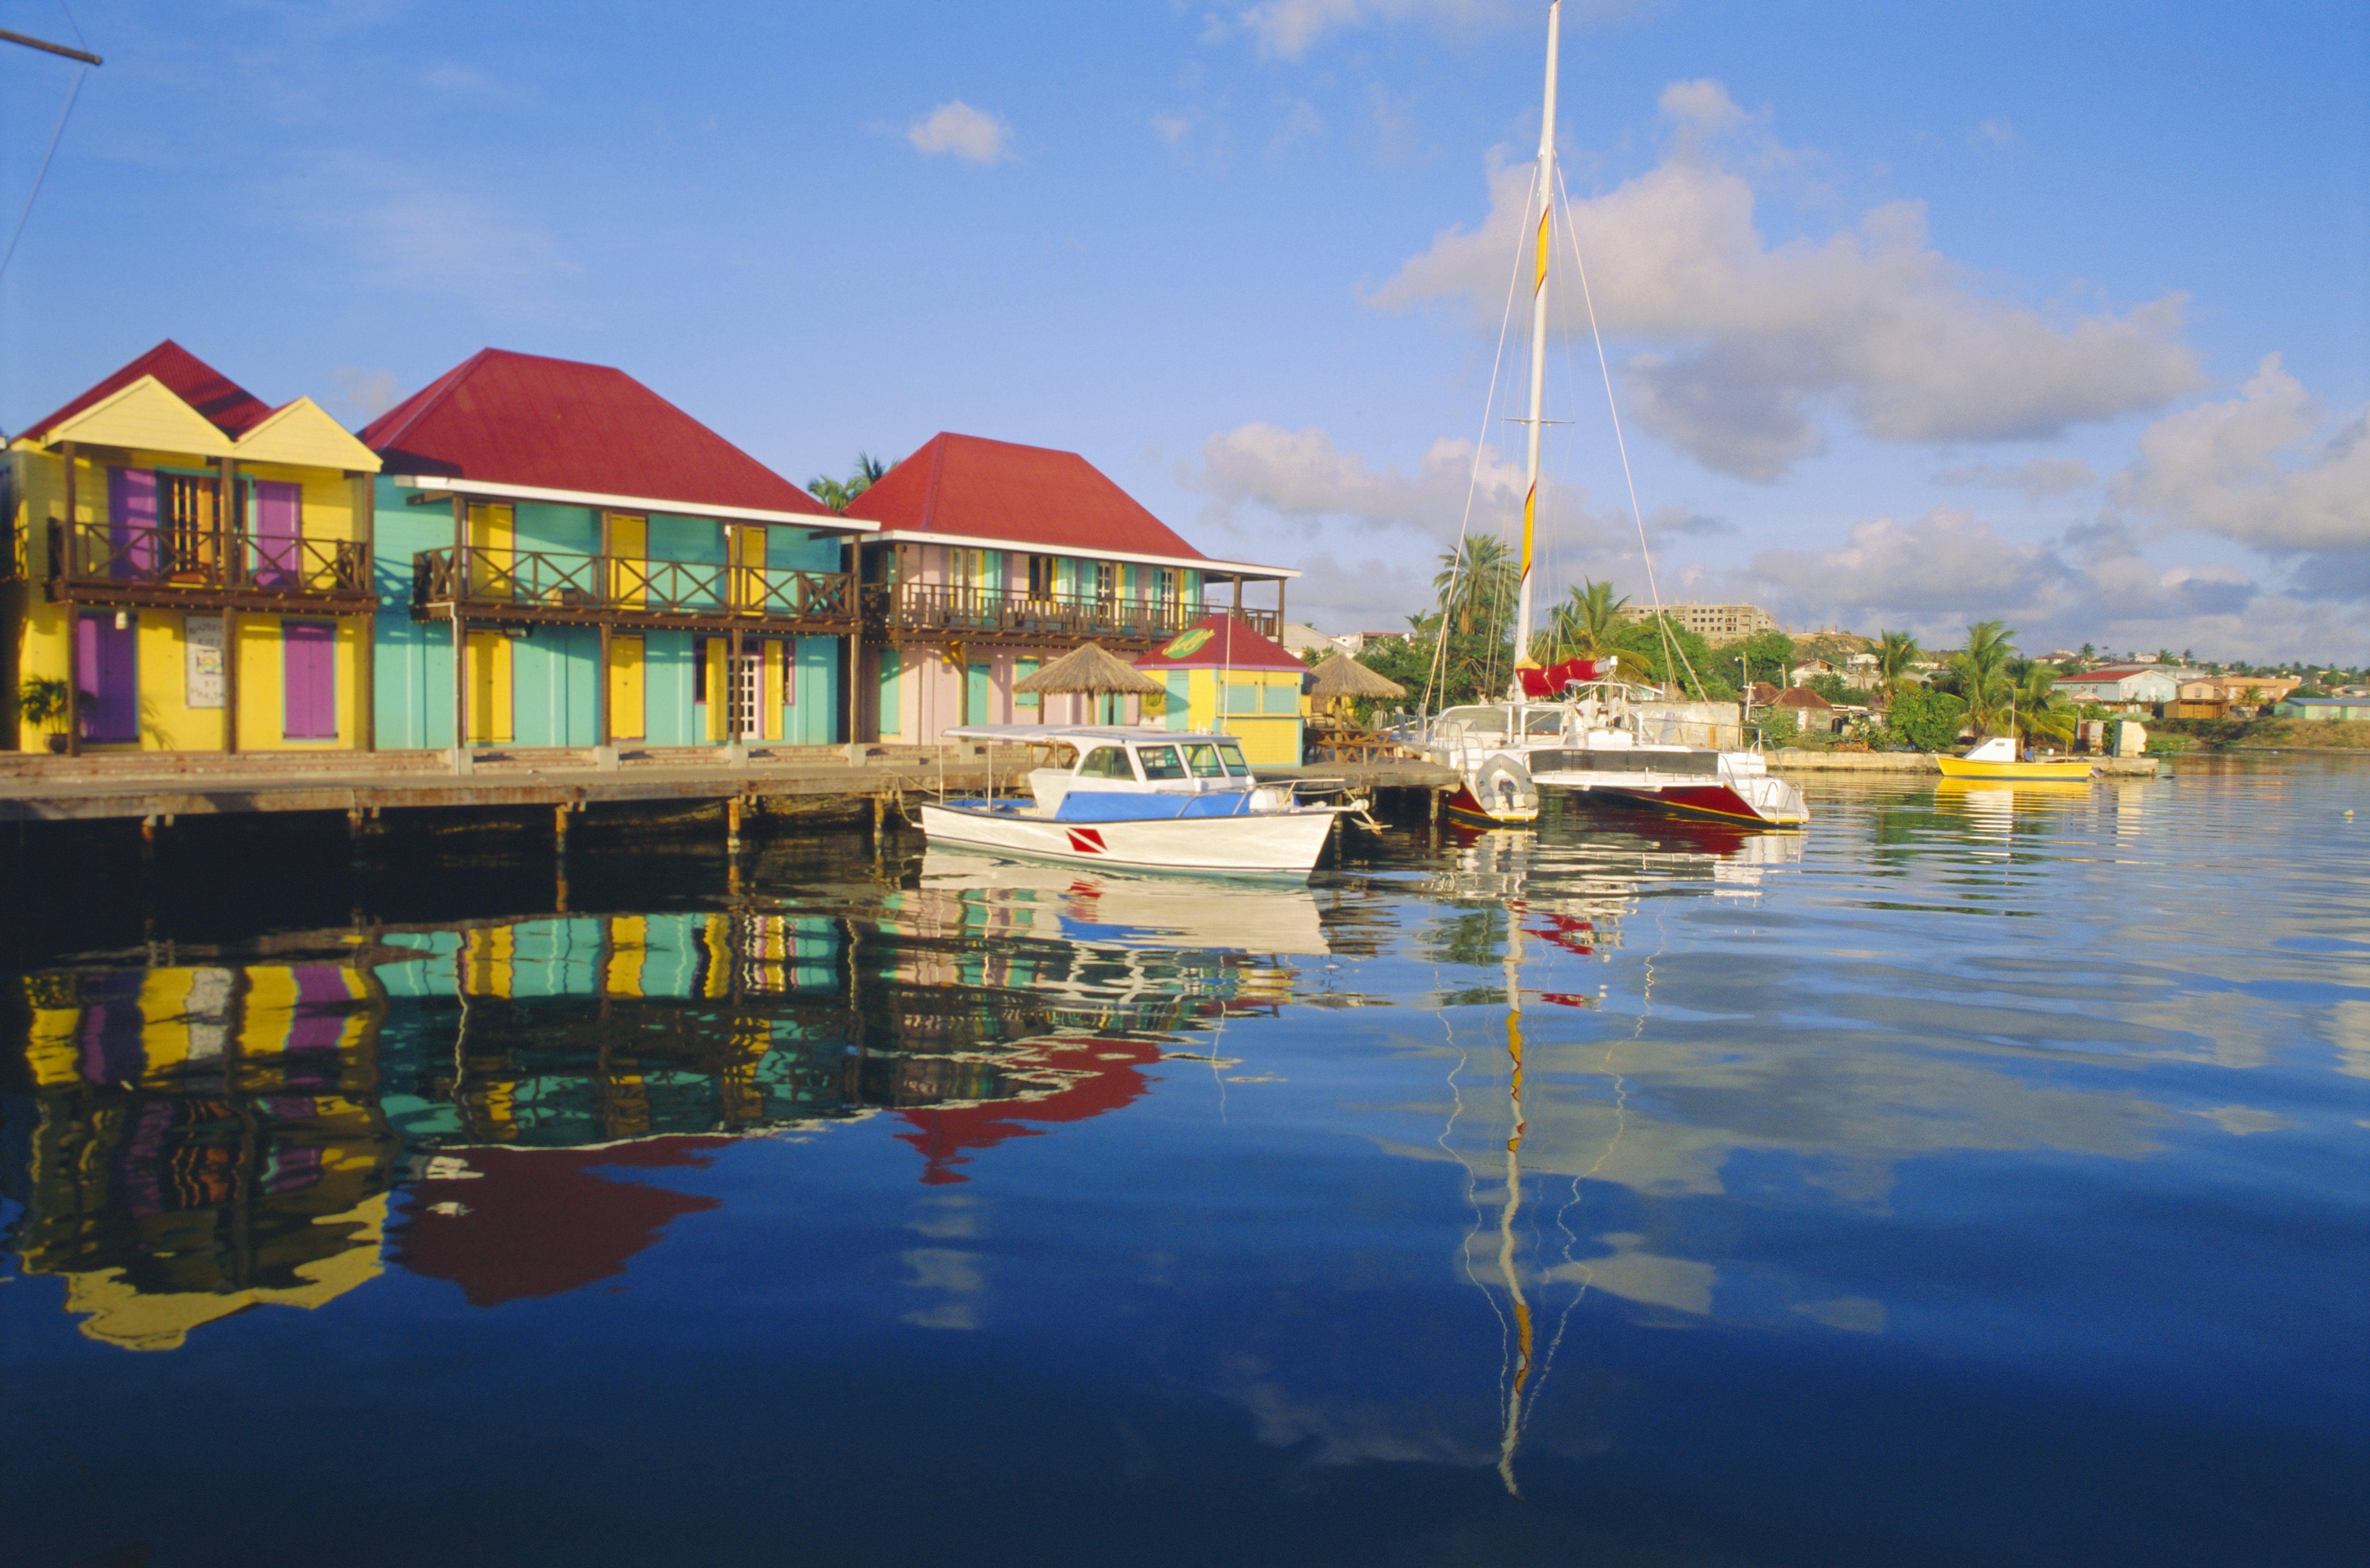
top-left (3, 858), bottom-right (1357, 1340)
top-left (5, 765), bottom-right (2361, 1566)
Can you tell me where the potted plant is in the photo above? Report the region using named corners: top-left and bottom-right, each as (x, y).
top-left (17, 676), bottom-right (87, 753)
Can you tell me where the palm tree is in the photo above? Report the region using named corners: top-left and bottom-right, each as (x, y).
top-left (1539, 578), bottom-right (1629, 662)
top-left (807, 451), bottom-right (895, 513)
top-left (1952, 619), bottom-right (2018, 738)
top-left (1874, 628), bottom-right (1921, 705)
top-left (1432, 535), bottom-right (1518, 638)
top-left (2009, 662), bottom-right (2075, 749)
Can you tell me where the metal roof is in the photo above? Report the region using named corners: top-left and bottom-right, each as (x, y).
top-left (17, 340), bottom-right (274, 445)
top-left (846, 433), bottom-right (1290, 577)
top-left (359, 348), bottom-right (841, 523)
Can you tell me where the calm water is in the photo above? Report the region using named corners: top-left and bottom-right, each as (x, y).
top-left (4, 757), bottom-right (2365, 1568)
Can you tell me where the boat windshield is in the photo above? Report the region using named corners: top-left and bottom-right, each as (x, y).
top-left (1181, 741), bottom-right (1228, 779)
top-left (1077, 745), bottom-right (1138, 780)
top-left (1215, 741), bottom-right (1250, 776)
top-left (1437, 706), bottom-right (1507, 735)
top-left (1137, 744), bottom-right (1189, 781)
top-left (1523, 709), bottom-right (1566, 736)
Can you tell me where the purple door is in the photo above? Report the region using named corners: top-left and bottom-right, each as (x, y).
top-left (282, 621), bottom-right (337, 740)
top-left (253, 480), bottom-right (301, 587)
top-left (106, 467), bottom-right (157, 578)
top-left (76, 613), bottom-right (138, 742)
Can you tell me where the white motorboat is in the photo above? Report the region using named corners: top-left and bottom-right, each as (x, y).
top-left (917, 724), bottom-right (1354, 876)
top-left (1403, 684), bottom-right (1807, 829)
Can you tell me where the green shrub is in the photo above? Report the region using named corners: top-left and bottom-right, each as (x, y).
top-left (1887, 685), bottom-right (1968, 751)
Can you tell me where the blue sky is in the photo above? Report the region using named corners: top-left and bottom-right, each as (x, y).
top-left (3, 0), bottom-right (2363, 659)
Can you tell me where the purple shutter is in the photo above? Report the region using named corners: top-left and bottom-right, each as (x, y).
top-left (107, 468), bottom-right (158, 578)
top-left (77, 613), bottom-right (138, 742)
top-left (282, 621), bottom-right (337, 739)
top-left (254, 480), bottom-right (301, 587)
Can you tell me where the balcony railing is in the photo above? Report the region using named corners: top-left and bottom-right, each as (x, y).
top-left (414, 545), bottom-right (855, 630)
top-left (875, 582), bottom-right (1268, 645)
top-left (49, 519), bottom-right (370, 606)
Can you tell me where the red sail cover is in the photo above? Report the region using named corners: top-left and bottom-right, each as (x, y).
top-left (1518, 657), bottom-right (1609, 696)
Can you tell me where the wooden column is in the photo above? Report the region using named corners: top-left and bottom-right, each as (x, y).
top-left (451, 497), bottom-right (467, 756)
top-left (845, 633), bottom-right (861, 746)
top-left (596, 623), bottom-right (612, 747)
top-left (61, 443), bottom-right (79, 757)
top-left (223, 609), bottom-right (240, 754)
top-left (220, 455), bottom-right (240, 754)
top-left (354, 472), bottom-right (375, 752)
top-left (1231, 574), bottom-right (1242, 618)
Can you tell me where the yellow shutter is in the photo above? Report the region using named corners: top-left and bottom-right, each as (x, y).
top-left (607, 513), bottom-right (647, 607)
top-left (467, 630), bottom-right (513, 742)
top-left (466, 502), bottom-right (514, 597)
top-left (706, 639), bottom-right (728, 741)
top-left (735, 526), bottom-right (767, 613)
top-left (763, 640), bottom-right (785, 740)
top-left (607, 635), bottom-right (645, 739)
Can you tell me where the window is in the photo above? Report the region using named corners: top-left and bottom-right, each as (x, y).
top-left (1524, 710), bottom-right (1566, 736)
top-left (1077, 746), bottom-right (1137, 780)
top-left (158, 471), bottom-right (230, 574)
top-left (1094, 561), bottom-right (1117, 605)
top-left (1215, 741), bottom-right (1249, 776)
top-left (1181, 742), bottom-right (1226, 779)
top-left (1156, 567), bottom-right (1177, 606)
top-left (1138, 744), bottom-right (1188, 780)
top-left (1027, 555), bottom-right (1056, 601)
top-left (693, 637), bottom-right (710, 704)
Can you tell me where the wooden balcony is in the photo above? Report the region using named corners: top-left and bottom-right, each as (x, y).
top-left (413, 546), bottom-right (856, 634)
top-left (48, 519), bottom-right (373, 612)
top-left (871, 582), bottom-right (1276, 647)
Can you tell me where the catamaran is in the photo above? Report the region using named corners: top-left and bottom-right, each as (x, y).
top-left (1398, 0), bottom-right (1807, 834)
top-left (915, 724), bottom-right (1357, 876)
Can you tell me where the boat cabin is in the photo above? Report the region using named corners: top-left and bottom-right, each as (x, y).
top-left (945, 723), bottom-right (1283, 820)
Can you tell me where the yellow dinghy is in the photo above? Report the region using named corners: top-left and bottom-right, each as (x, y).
top-left (1934, 736), bottom-right (2100, 782)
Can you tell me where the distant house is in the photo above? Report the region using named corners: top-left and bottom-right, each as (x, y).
top-left (1771, 685), bottom-right (1837, 734)
top-left (2276, 696), bottom-right (2370, 722)
top-left (2180, 675), bottom-right (2301, 707)
top-left (1280, 622), bottom-right (1359, 657)
top-left (1618, 601), bottom-right (1780, 644)
top-left (2053, 665), bottom-right (2181, 708)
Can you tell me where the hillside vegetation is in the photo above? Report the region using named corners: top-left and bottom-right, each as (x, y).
top-left (2146, 717), bottom-right (2370, 751)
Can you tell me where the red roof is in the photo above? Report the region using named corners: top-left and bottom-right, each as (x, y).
top-left (1773, 685), bottom-right (1833, 708)
top-left (2055, 667), bottom-right (2152, 683)
top-left (844, 432), bottom-right (1208, 561)
top-left (1134, 611), bottom-right (1303, 672)
top-left (18, 340), bottom-right (275, 444)
top-left (359, 348), bottom-right (836, 519)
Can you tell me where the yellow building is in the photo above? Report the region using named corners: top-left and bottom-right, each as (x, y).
top-left (5, 341), bottom-right (381, 754)
top-left (1133, 612), bottom-right (1307, 766)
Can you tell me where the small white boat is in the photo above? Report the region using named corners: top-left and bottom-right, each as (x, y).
top-left (917, 724), bottom-right (1353, 876)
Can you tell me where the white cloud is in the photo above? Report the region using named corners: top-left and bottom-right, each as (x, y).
top-left (1733, 503), bottom-right (2367, 661)
top-left (330, 366), bottom-right (401, 422)
top-left (1370, 80), bottom-right (2204, 478)
top-left (905, 101), bottom-right (1015, 164)
top-left (2114, 353), bottom-right (2370, 555)
top-left (1935, 456), bottom-right (2099, 501)
top-left (354, 188), bottom-right (578, 300)
top-left (1969, 117), bottom-right (2018, 151)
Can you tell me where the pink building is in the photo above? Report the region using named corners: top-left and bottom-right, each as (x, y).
top-left (844, 433), bottom-right (1293, 745)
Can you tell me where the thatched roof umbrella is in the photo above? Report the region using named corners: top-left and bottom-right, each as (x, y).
top-left (1307, 650), bottom-right (1406, 704)
top-left (1013, 641), bottom-right (1164, 696)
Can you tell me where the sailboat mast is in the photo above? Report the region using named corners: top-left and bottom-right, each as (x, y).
top-left (1514, 0), bottom-right (1561, 683)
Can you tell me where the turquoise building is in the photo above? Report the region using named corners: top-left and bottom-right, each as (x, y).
top-left (357, 349), bottom-right (869, 751)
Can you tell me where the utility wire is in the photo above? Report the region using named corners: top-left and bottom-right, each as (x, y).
top-left (0, 16), bottom-right (96, 285)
